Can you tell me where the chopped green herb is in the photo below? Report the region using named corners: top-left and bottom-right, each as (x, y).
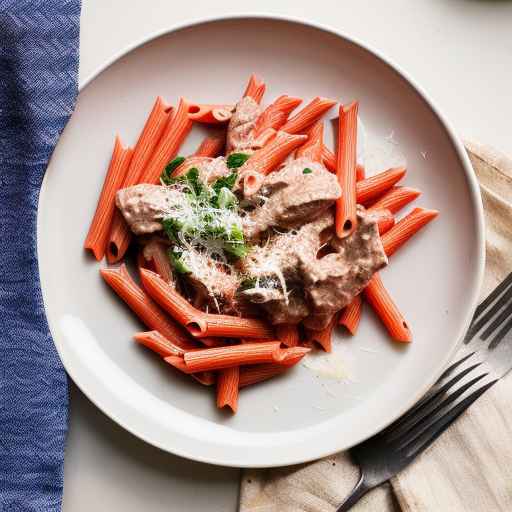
top-left (161, 217), bottom-right (183, 244)
top-left (215, 187), bottom-right (237, 210)
top-left (223, 225), bottom-right (249, 258)
top-left (238, 275), bottom-right (278, 291)
top-left (161, 167), bottom-right (248, 261)
top-left (162, 167), bottom-right (208, 198)
top-left (226, 153), bottom-right (250, 169)
top-left (212, 171), bottom-right (237, 193)
top-left (224, 241), bottom-right (249, 258)
top-left (239, 277), bottom-right (257, 290)
top-left (303, 168), bottom-right (313, 175)
top-left (168, 250), bottom-right (190, 274)
top-left (161, 156), bottom-right (186, 184)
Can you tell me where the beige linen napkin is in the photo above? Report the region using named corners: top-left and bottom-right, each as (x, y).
top-left (240, 142), bottom-right (512, 512)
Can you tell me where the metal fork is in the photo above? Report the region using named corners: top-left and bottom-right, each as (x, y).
top-left (336, 272), bottom-right (512, 511)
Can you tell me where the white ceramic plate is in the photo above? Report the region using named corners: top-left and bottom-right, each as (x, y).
top-left (38, 15), bottom-right (484, 467)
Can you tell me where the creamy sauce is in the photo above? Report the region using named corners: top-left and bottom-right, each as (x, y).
top-left (225, 96), bottom-right (261, 155)
top-left (243, 157), bottom-right (341, 239)
top-left (115, 184), bottom-right (184, 234)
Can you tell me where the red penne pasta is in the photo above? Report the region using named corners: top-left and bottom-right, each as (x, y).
top-left (175, 341), bottom-right (282, 373)
top-left (243, 131), bottom-right (308, 176)
top-left (192, 372), bottom-right (216, 386)
top-left (364, 274), bottom-right (412, 342)
top-left (243, 74), bottom-right (266, 104)
top-left (124, 97), bottom-right (173, 187)
top-left (194, 133), bottom-right (225, 157)
top-left (305, 315), bottom-right (337, 352)
top-left (281, 96), bottom-right (337, 134)
top-left (134, 330), bottom-right (216, 385)
top-left (322, 144), bottom-right (365, 182)
top-left (172, 156), bottom-right (211, 178)
top-left (133, 330), bottom-right (186, 357)
top-left (253, 95), bottom-right (303, 137)
top-left (188, 103), bottom-right (234, 124)
top-left (188, 314), bottom-right (274, 339)
top-left (279, 346), bottom-right (311, 366)
top-left (177, 342), bottom-right (307, 373)
top-left (238, 348), bottom-right (310, 388)
top-left (382, 207), bottom-right (439, 257)
top-left (338, 296), bottom-right (363, 335)
top-left (335, 101), bottom-right (359, 238)
top-left (115, 98), bottom-right (171, 188)
top-left (142, 240), bottom-right (173, 284)
top-left (100, 265), bottom-right (196, 349)
top-left (198, 337), bottom-right (228, 348)
top-left (363, 208), bottom-right (437, 342)
top-left (239, 364), bottom-right (289, 388)
top-left (369, 186), bottom-right (421, 214)
top-left (165, 355), bottom-right (192, 372)
top-left (356, 166), bottom-right (407, 205)
top-left (321, 144), bottom-right (336, 172)
top-left (105, 211), bottom-right (130, 264)
top-left (137, 249), bottom-right (153, 275)
top-left (356, 164), bottom-right (366, 181)
top-left (104, 99), bottom-right (174, 263)
top-left (84, 137), bottom-right (133, 260)
top-left (139, 98), bottom-right (194, 184)
top-left (161, 355), bottom-right (215, 384)
top-left (275, 324), bottom-right (300, 347)
top-left (140, 269), bottom-right (274, 339)
top-left (241, 131), bottom-right (308, 196)
top-left (296, 121), bottom-right (324, 162)
top-left (370, 208), bottom-right (395, 235)
top-left (216, 367), bottom-right (240, 413)
top-left (140, 268), bottom-right (198, 324)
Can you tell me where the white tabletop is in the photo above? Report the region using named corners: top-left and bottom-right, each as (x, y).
top-left (63, 1), bottom-right (512, 510)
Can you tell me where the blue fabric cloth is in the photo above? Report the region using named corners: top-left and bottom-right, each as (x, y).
top-left (0, 1), bottom-right (80, 510)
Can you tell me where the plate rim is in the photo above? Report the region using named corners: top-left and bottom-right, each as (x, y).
top-left (39, 13), bottom-right (485, 467)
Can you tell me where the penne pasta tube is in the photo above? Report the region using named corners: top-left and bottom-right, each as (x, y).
top-left (335, 101), bottom-right (359, 238)
top-left (339, 295), bottom-right (363, 335)
top-left (84, 136), bottom-right (133, 260)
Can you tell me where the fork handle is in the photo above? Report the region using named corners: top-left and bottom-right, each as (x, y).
top-left (336, 472), bottom-right (372, 512)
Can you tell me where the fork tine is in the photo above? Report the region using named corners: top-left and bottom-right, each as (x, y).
top-left (404, 379), bottom-right (498, 459)
top-left (382, 362), bottom-right (483, 440)
top-left (436, 351), bottom-right (476, 383)
top-left (464, 284), bottom-right (512, 344)
top-left (472, 272), bottom-right (512, 321)
top-left (481, 300), bottom-right (512, 341)
top-left (394, 372), bottom-right (488, 448)
top-left (488, 315), bottom-right (512, 349)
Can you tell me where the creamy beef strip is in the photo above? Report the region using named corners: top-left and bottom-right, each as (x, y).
top-left (194, 157), bottom-right (232, 184)
top-left (115, 184), bottom-right (183, 235)
top-left (242, 157), bottom-right (341, 239)
top-left (240, 207), bottom-right (387, 328)
top-left (239, 211), bottom-right (334, 324)
top-left (178, 248), bottom-right (240, 313)
top-left (225, 96), bottom-right (262, 155)
top-left (302, 207), bottom-right (388, 329)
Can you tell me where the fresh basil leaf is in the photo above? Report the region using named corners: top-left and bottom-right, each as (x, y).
top-left (161, 156), bottom-right (186, 184)
top-left (303, 167), bottom-right (313, 174)
top-left (212, 171), bottom-right (238, 194)
top-left (168, 250), bottom-right (190, 274)
top-left (239, 277), bottom-right (257, 291)
top-left (215, 187), bottom-right (237, 210)
top-left (223, 225), bottom-right (248, 258)
top-left (161, 217), bottom-right (183, 243)
top-left (226, 153), bottom-right (250, 169)
top-left (224, 241), bottom-right (249, 258)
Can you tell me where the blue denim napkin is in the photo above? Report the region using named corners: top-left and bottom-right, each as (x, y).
top-left (0, 1), bottom-right (80, 510)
